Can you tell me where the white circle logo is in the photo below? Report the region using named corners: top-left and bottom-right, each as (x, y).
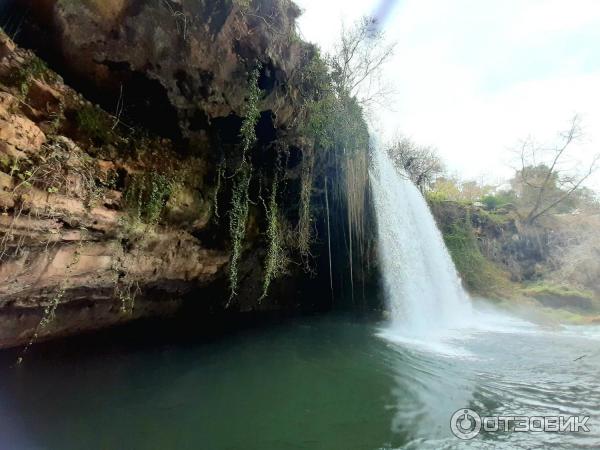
top-left (450, 408), bottom-right (482, 440)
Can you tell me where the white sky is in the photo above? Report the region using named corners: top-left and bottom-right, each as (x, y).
top-left (294, 0), bottom-right (600, 190)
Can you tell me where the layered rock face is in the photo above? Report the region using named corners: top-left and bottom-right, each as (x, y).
top-left (0, 31), bottom-right (232, 348)
top-left (429, 200), bottom-right (549, 283)
top-left (430, 199), bottom-right (600, 310)
top-left (13, 0), bottom-right (309, 144)
top-left (0, 0), bottom-right (321, 348)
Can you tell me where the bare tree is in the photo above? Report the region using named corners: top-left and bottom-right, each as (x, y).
top-left (327, 16), bottom-right (396, 109)
top-left (386, 136), bottom-right (444, 191)
top-left (514, 115), bottom-right (600, 225)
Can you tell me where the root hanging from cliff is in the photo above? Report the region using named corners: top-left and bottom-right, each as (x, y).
top-left (344, 150), bottom-right (368, 258)
top-left (330, 149), bottom-right (369, 305)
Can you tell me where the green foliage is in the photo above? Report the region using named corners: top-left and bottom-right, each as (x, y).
top-left (115, 279), bottom-right (141, 315)
top-left (75, 104), bottom-right (114, 144)
top-left (297, 49), bottom-right (372, 303)
top-left (481, 191), bottom-right (516, 211)
top-left (481, 195), bottom-right (500, 210)
top-left (520, 282), bottom-right (599, 316)
top-left (12, 55), bottom-right (57, 97)
top-left (297, 51), bottom-right (331, 99)
top-left (427, 178), bottom-right (460, 202)
top-left (297, 150), bottom-right (314, 263)
top-left (298, 51), bottom-right (369, 157)
top-left (5, 140), bottom-right (105, 209)
top-left (429, 177), bottom-right (496, 204)
top-left (212, 161), bottom-right (225, 223)
top-left (479, 208), bottom-right (512, 226)
top-left (17, 231), bottom-right (86, 365)
top-left (227, 65), bottom-right (262, 299)
top-left (232, 0), bottom-right (251, 10)
top-left (442, 215), bottom-right (510, 295)
top-left (304, 92), bottom-right (369, 157)
top-left (425, 189), bottom-right (449, 203)
top-left (0, 154), bottom-right (11, 172)
top-left (521, 283), bottom-right (594, 301)
top-left (240, 66), bottom-right (262, 156)
top-left (260, 175), bottom-right (289, 300)
top-left (124, 172), bottom-right (175, 225)
top-left (228, 160), bottom-right (252, 299)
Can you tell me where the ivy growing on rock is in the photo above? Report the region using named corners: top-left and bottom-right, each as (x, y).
top-left (75, 104), bottom-right (115, 145)
top-left (12, 55), bottom-right (58, 97)
top-left (124, 172), bottom-right (175, 225)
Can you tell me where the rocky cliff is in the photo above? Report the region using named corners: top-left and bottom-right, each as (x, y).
top-left (428, 200), bottom-right (546, 283)
top-left (0, 0), bottom-right (347, 349)
top-left (11, 0), bottom-right (309, 140)
top-left (429, 199), bottom-right (600, 318)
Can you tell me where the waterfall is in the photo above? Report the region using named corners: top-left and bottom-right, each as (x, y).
top-left (370, 143), bottom-right (472, 337)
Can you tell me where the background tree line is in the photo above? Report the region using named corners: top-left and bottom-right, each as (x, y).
top-left (386, 115), bottom-right (600, 224)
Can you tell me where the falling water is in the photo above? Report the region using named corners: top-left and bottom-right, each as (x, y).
top-left (370, 143), bottom-right (472, 337)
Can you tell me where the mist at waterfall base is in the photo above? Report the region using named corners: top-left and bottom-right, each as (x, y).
top-left (0, 147), bottom-right (599, 449)
top-left (370, 142), bottom-right (471, 335)
top-left (370, 142), bottom-right (526, 355)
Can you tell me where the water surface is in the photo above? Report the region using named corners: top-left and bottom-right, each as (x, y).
top-left (0, 313), bottom-right (598, 449)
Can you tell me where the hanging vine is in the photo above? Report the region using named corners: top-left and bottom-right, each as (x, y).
top-left (123, 172), bottom-right (175, 226)
top-left (228, 160), bottom-right (252, 300)
top-left (227, 64), bottom-right (262, 301)
top-left (212, 160), bottom-right (226, 223)
top-left (17, 228), bottom-right (87, 365)
top-left (260, 172), bottom-right (289, 301)
top-left (297, 148), bottom-right (315, 270)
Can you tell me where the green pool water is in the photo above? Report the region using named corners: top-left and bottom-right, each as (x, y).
top-left (0, 313), bottom-right (598, 449)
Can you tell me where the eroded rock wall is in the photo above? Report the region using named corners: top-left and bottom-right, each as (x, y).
top-left (0, 0), bottom-right (353, 348)
top-left (0, 31), bottom-right (234, 347)
top-left (11, 0), bottom-right (311, 145)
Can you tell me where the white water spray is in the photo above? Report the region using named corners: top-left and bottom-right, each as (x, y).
top-left (370, 143), bottom-right (472, 337)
